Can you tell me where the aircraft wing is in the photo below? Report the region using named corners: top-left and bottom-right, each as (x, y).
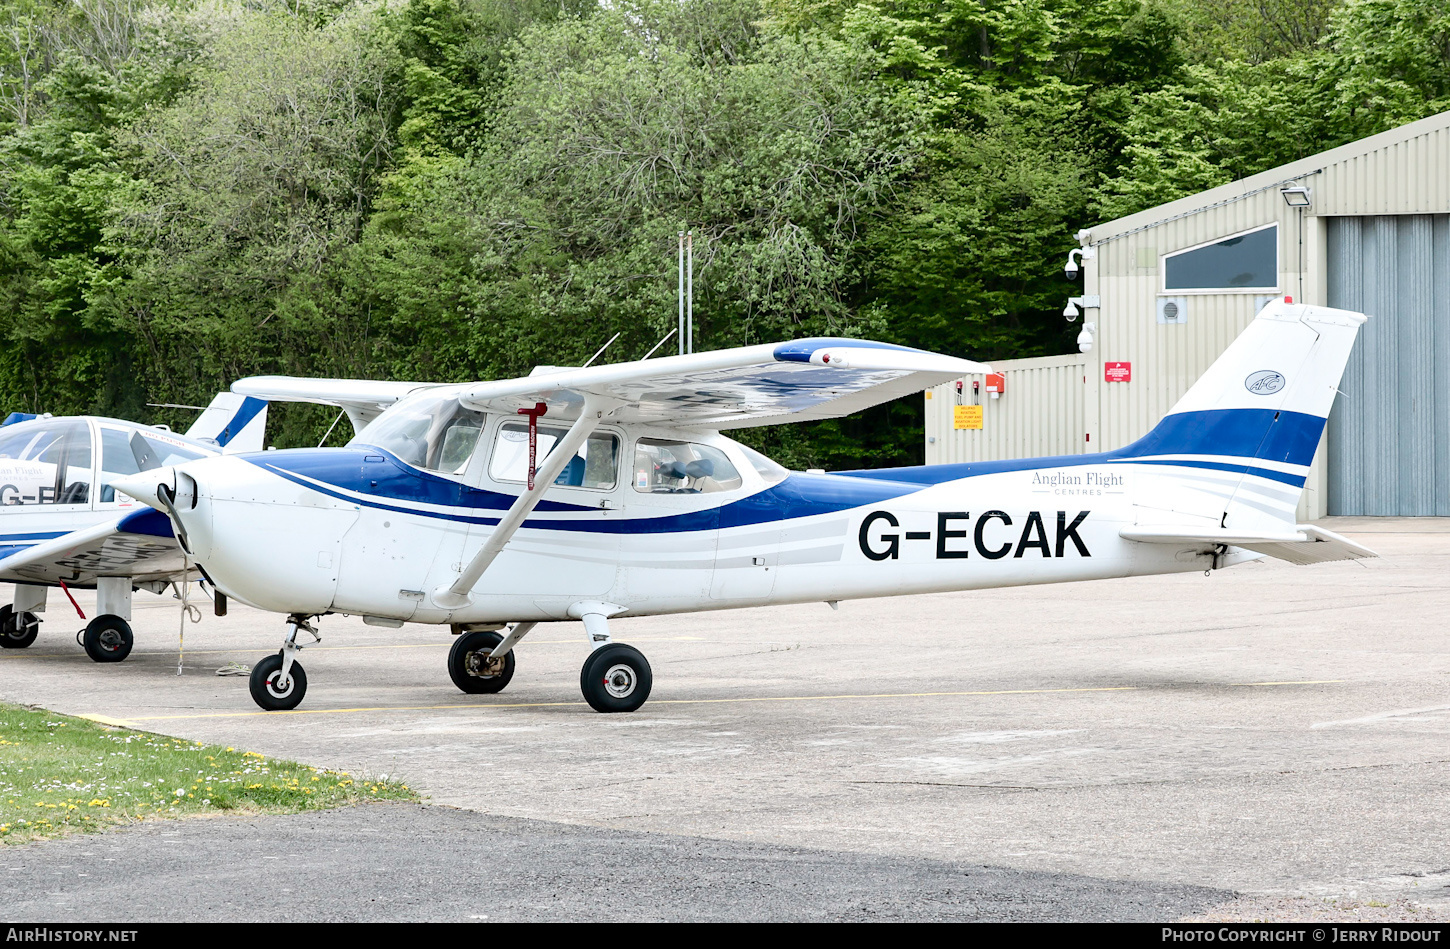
top-left (0, 509), bottom-right (192, 586)
top-left (230, 377), bottom-right (435, 434)
top-left (458, 339), bottom-right (991, 429)
top-left (1120, 524), bottom-right (1377, 565)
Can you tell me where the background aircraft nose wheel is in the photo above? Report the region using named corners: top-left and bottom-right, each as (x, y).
top-left (249, 653), bottom-right (307, 711)
top-left (448, 630), bottom-right (516, 694)
top-left (0, 604), bottom-right (40, 649)
top-left (81, 615), bottom-right (132, 662)
top-left (579, 643), bottom-right (652, 713)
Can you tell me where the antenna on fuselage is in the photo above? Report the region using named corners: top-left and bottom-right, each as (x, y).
top-left (581, 331), bottom-right (623, 369)
top-left (640, 327), bottom-right (677, 361)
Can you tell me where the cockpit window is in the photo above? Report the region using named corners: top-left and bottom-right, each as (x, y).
top-left (0, 419), bottom-right (91, 506)
top-left (489, 423), bottom-right (619, 490)
top-left (633, 438), bottom-right (743, 494)
top-left (351, 392), bottom-right (487, 478)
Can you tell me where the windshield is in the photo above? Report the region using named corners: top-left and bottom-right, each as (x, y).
top-left (735, 443), bottom-right (789, 485)
top-left (351, 391), bottom-right (486, 477)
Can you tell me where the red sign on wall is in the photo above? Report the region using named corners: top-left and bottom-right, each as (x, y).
top-left (1105, 361), bottom-right (1132, 383)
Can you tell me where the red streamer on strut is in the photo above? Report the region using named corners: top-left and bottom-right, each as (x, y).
top-left (58, 580), bottom-right (86, 620)
top-left (517, 402), bottom-right (548, 490)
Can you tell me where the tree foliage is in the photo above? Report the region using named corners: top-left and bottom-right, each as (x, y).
top-left (0, 0), bottom-right (1446, 464)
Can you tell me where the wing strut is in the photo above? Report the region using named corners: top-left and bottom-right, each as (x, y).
top-left (432, 394), bottom-right (611, 610)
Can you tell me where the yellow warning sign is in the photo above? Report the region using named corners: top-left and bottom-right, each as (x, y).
top-left (953, 405), bottom-right (983, 430)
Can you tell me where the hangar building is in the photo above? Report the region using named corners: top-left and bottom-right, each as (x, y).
top-left (924, 109), bottom-right (1450, 519)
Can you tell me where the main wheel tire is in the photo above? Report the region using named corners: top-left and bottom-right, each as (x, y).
top-left (579, 643), bottom-right (652, 713)
top-left (82, 615), bottom-right (132, 662)
top-left (448, 630), bottom-right (515, 694)
top-left (0, 604), bottom-right (39, 649)
top-left (249, 653), bottom-right (307, 711)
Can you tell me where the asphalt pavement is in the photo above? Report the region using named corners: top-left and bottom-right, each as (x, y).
top-left (2, 516), bottom-right (1448, 921)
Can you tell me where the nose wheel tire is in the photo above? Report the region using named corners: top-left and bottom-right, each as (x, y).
top-left (448, 630), bottom-right (516, 694)
top-left (0, 605), bottom-right (40, 649)
top-left (580, 643), bottom-right (652, 713)
top-left (249, 653), bottom-right (308, 711)
top-left (81, 615), bottom-right (132, 663)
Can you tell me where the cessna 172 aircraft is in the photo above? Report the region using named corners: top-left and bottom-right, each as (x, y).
top-left (113, 301), bottom-right (1374, 713)
top-left (0, 394), bottom-right (266, 660)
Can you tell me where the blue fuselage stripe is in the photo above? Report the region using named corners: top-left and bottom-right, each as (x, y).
top-left (840, 408), bottom-right (1321, 486)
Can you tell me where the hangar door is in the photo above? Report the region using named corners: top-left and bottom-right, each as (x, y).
top-left (1327, 215), bottom-right (1450, 515)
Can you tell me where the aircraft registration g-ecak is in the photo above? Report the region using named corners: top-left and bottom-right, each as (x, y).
top-left (0, 394), bottom-right (267, 661)
top-left (114, 301), bottom-right (1375, 713)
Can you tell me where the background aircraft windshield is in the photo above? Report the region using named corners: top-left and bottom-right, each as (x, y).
top-left (0, 419), bottom-right (91, 505)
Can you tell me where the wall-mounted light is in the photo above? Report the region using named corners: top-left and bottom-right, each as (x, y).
top-left (1076, 321), bottom-right (1097, 354)
top-left (1280, 186), bottom-right (1312, 208)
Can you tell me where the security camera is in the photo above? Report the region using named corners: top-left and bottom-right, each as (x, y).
top-left (1077, 322), bottom-right (1096, 354)
top-left (1063, 300), bottom-right (1079, 321)
top-left (1064, 247), bottom-right (1082, 281)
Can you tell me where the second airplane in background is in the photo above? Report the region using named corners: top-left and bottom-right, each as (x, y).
top-left (0, 394), bottom-right (267, 660)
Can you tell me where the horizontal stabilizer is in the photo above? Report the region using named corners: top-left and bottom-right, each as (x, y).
top-left (1120, 525), bottom-right (1377, 566)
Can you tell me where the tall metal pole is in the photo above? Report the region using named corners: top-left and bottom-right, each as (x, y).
top-left (686, 230), bottom-right (694, 354)
top-left (677, 231), bottom-right (685, 356)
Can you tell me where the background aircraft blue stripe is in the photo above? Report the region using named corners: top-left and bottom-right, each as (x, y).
top-left (215, 396), bottom-right (268, 447)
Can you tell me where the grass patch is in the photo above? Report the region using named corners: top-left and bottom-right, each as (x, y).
top-left (0, 701), bottom-right (417, 844)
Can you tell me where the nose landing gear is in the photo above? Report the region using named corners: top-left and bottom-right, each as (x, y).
top-left (572, 603), bottom-right (651, 713)
top-left (249, 614), bottom-right (318, 711)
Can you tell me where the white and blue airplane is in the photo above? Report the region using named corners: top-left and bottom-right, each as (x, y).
top-left (114, 301), bottom-right (1374, 713)
top-left (0, 394), bottom-right (267, 661)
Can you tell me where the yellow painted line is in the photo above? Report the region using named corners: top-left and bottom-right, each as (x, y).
top-left (0, 636), bottom-right (706, 660)
top-left (97, 679), bottom-right (1344, 724)
top-left (1230, 680), bottom-right (1345, 686)
top-left (110, 688), bottom-right (1141, 721)
top-left (75, 713), bottom-right (146, 728)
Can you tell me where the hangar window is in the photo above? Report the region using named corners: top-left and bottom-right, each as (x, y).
top-left (1163, 224), bottom-right (1278, 292)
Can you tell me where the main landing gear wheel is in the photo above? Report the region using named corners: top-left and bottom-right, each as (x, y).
top-left (81, 615), bottom-right (132, 663)
top-left (580, 643), bottom-right (652, 713)
top-left (250, 653), bottom-right (308, 711)
top-left (0, 604), bottom-right (39, 649)
top-left (449, 630), bottom-right (515, 694)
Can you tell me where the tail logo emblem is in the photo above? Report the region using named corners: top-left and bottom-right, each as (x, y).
top-left (1244, 370), bottom-right (1286, 395)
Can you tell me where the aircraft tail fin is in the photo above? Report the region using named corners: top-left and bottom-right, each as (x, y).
top-left (1118, 300), bottom-right (1366, 532)
top-left (185, 393), bottom-right (268, 452)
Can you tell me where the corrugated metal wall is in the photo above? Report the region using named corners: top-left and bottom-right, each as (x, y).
top-left (1327, 215), bottom-right (1450, 515)
top-left (922, 111), bottom-right (1450, 519)
top-left (924, 354), bottom-right (1089, 464)
top-left (1092, 195), bottom-right (1300, 453)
